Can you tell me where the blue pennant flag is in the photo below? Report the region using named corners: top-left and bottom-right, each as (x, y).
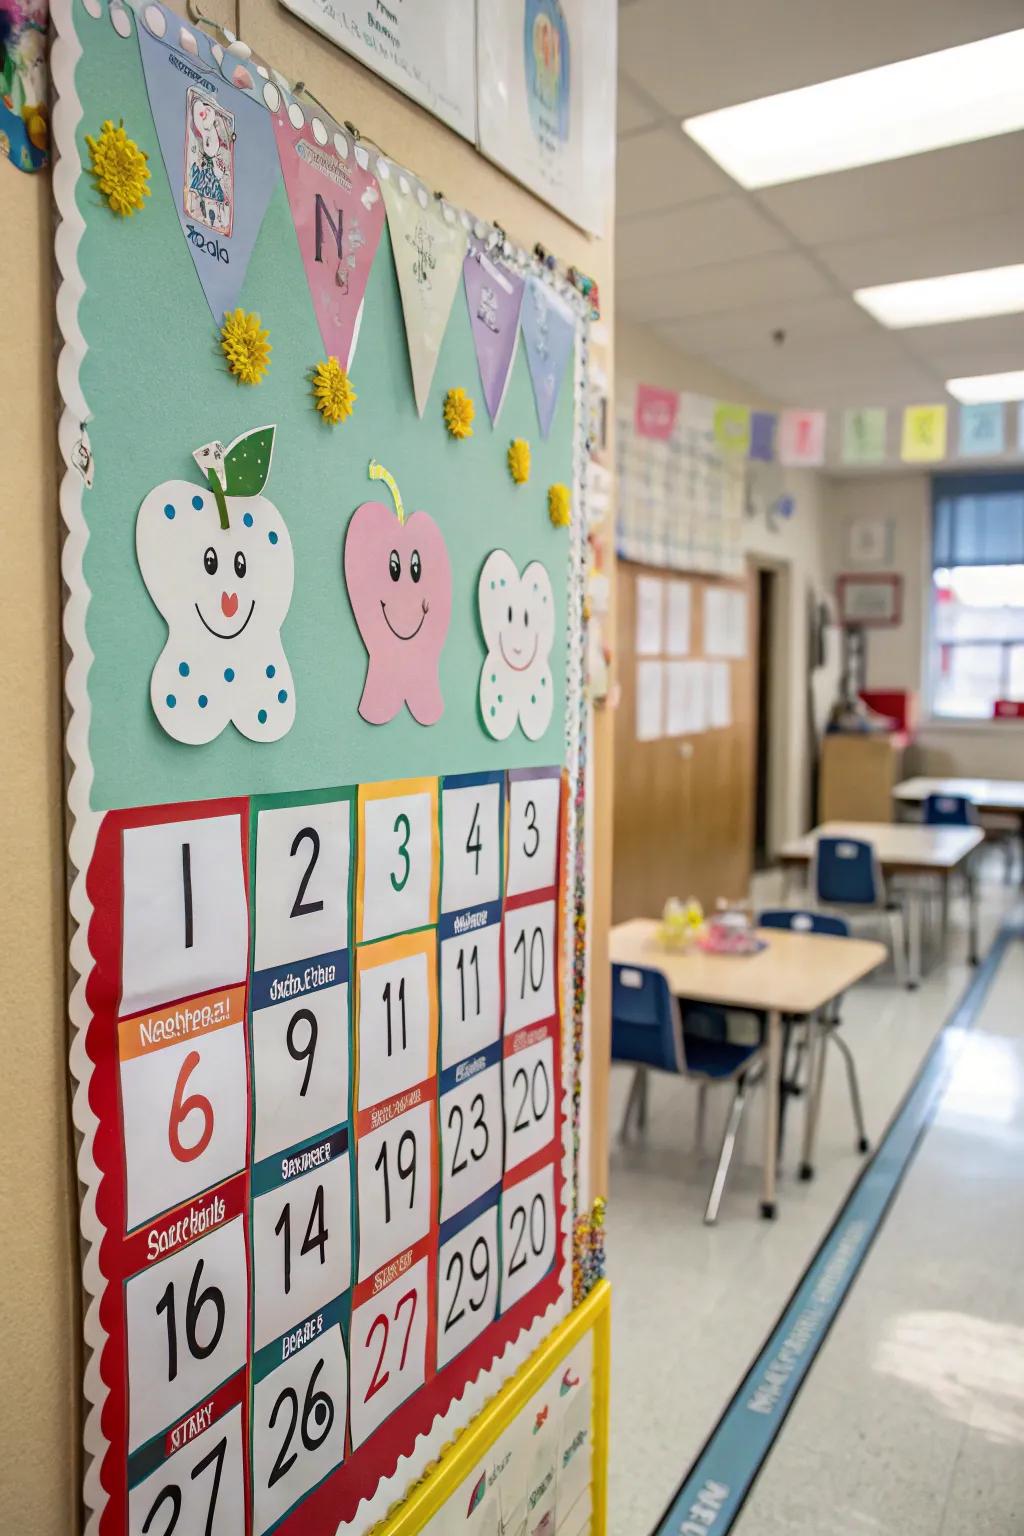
top-left (520, 277), bottom-right (576, 438)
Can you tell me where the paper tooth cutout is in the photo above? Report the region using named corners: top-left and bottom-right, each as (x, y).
top-left (380, 175), bottom-right (466, 416)
top-left (520, 277), bottom-right (575, 439)
top-left (478, 550), bottom-right (554, 741)
top-left (343, 460), bottom-right (452, 726)
top-left (137, 4), bottom-right (279, 322)
top-left (137, 425), bottom-right (296, 745)
top-left (463, 236), bottom-right (525, 424)
top-left (272, 109), bottom-right (386, 371)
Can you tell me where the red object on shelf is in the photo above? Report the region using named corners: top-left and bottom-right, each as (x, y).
top-left (860, 689), bottom-right (918, 735)
top-left (993, 699), bottom-right (1024, 720)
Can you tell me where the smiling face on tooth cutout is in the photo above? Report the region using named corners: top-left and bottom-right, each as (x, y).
top-left (136, 445), bottom-right (295, 745)
top-left (344, 466), bottom-right (452, 726)
top-left (478, 549), bottom-right (555, 741)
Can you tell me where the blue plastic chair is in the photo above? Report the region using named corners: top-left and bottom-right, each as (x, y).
top-left (612, 962), bottom-right (765, 1224)
top-left (810, 835), bottom-right (907, 985)
top-left (923, 793), bottom-right (976, 827)
top-left (759, 910), bottom-right (869, 1168)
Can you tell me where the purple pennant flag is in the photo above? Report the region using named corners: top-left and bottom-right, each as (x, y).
top-left (749, 411), bottom-right (777, 462)
top-left (463, 238), bottom-right (525, 424)
top-left (521, 277), bottom-right (576, 438)
top-left (137, 3), bottom-right (279, 324)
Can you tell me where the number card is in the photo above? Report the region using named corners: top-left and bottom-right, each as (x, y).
top-left (436, 1200), bottom-right (500, 1369)
top-left (355, 1098), bottom-right (435, 1283)
top-left (441, 772), bottom-right (504, 916)
top-left (502, 899), bottom-right (557, 1037)
top-left (506, 769), bottom-right (561, 899)
top-left (502, 1031), bottom-right (556, 1175)
top-left (439, 920), bottom-right (503, 1071)
top-left (439, 1056), bottom-right (504, 1222)
top-left (250, 1140), bottom-right (352, 1351)
top-left (128, 1401), bottom-right (246, 1536)
top-left (252, 1324), bottom-right (349, 1534)
top-left (349, 1257), bottom-right (431, 1449)
top-left (357, 778), bottom-right (439, 944)
top-left (355, 932), bottom-right (438, 1112)
top-left (500, 1161), bottom-right (557, 1314)
top-left (253, 794), bottom-right (352, 973)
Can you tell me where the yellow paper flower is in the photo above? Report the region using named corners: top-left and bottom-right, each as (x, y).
top-left (85, 119), bottom-right (150, 217)
top-left (312, 357), bottom-right (357, 424)
top-left (220, 308), bottom-right (271, 385)
top-left (443, 386), bottom-right (475, 440)
top-left (548, 482), bottom-right (571, 527)
top-left (508, 437), bottom-right (531, 485)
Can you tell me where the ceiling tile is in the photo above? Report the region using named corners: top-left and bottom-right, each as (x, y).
top-left (757, 133), bottom-right (1024, 248)
top-left (619, 0), bottom-right (1024, 118)
top-left (617, 76), bottom-right (659, 136)
top-left (660, 249), bottom-right (833, 318)
top-left (679, 333), bottom-right (941, 406)
top-left (616, 127), bottom-right (731, 217)
top-left (815, 212), bottom-right (1024, 291)
top-left (900, 313), bottom-right (1024, 368)
top-left (665, 295), bottom-right (875, 356)
top-left (617, 196), bottom-right (787, 283)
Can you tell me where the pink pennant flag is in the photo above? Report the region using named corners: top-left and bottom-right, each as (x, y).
top-left (634, 384), bottom-right (679, 441)
top-left (779, 408), bottom-right (826, 466)
top-left (272, 114), bottom-right (385, 371)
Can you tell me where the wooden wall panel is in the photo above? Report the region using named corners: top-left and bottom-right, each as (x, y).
top-left (613, 561), bottom-right (757, 923)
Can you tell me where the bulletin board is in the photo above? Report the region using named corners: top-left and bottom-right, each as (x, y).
top-left (50, 1), bottom-right (592, 1531)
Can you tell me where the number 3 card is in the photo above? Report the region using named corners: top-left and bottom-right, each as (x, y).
top-left (357, 778), bottom-right (439, 945)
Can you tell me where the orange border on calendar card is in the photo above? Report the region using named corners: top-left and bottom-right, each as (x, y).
top-left (355, 776), bottom-right (440, 946)
top-left (117, 983), bottom-right (247, 1061)
top-left (352, 929), bottom-right (439, 1113)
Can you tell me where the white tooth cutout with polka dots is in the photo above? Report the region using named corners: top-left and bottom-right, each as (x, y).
top-left (477, 548), bottom-right (555, 742)
top-left (136, 432), bottom-right (296, 745)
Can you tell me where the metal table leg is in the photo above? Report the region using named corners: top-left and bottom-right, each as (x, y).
top-left (760, 1008), bottom-right (782, 1219)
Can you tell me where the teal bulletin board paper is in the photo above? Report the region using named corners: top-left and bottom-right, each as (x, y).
top-left (74, 7), bottom-right (572, 812)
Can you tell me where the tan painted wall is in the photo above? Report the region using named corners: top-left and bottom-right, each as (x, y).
top-left (826, 470), bottom-right (1024, 777)
top-left (615, 320), bottom-right (838, 848)
top-left (1, 1), bottom-right (614, 1523)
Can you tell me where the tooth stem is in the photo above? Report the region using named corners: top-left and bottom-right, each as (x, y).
top-left (368, 459), bottom-right (405, 525)
top-left (208, 471), bottom-right (230, 530)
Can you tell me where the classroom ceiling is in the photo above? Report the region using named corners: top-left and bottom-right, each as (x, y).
top-left (615, 0), bottom-right (1024, 410)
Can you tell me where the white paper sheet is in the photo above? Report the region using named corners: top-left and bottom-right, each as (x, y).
top-left (708, 661), bottom-right (732, 728)
top-left (634, 576), bottom-right (665, 657)
top-left (666, 579), bottom-right (691, 656)
top-left (635, 659), bottom-right (665, 742)
top-left (704, 586), bottom-right (747, 659)
top-left (666, 660), bottom-right (707, 736)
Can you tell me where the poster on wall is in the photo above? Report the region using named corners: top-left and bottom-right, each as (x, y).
top-left (50, 1), bottom-right (591, 1531)
top-left (277, 0), bottom-right (477, 141)
top-left (476, 0), bottom-right (616, 236)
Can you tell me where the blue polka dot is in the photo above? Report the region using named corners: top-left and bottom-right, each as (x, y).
top-left (198, 694), bottom-right (208, 709)
top-left (178, 661), bottom-right (190, 677)
top-left (243, 512), bottom-right (254, 528)
top-left (530, 694), bottom-right (537, 705)
top-left (191, 495), bottom-right (204, 511)
top-left (268, 531), bottom-right (279, 545)
top-left (224, 667), bottom-right (235, 682)
top-left (277, 689), bottom-right (288, 703)
top-left (490, 705), bottom-right (496, 717)
top-left (266, 664), bottom-right (276, 678)
top-left (163, 503), bottom-right (175, 520)
top-left (166, 694), bottom-right (176, 708)
top-left (258, 708), bottom-right (268, 724)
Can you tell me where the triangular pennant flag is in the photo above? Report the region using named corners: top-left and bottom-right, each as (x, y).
top-left (137, 3), bottom-right (279, 324)
top-left (271, 111), bottom-right (385, 371)
top-left (463, 237), bottom-right (525, 424)
top-left (521, 277), bottom-right (576, 438)
top-left (380, 175), bottom-right (466, 416)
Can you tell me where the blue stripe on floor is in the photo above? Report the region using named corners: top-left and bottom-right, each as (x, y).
top-left (652, 916), bottom-right (1023, 1536)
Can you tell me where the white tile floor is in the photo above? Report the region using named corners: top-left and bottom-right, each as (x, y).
top-left (605, 865), bottom-right (1022, 1535)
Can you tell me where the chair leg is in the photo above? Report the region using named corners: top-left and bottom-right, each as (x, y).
top-left (619, 1066), bottom-right (646, 1144)
top-left (638, 1064), bottom-right (650, 1132)
top-left (695, 1081), bottom-right (708, 1156)
top-left (889, 907), bottom-right (909, 988)
top-left (830, 1030), bottom-right (869, 1154)
top-left (704, 1074), bottom-right (748, 1226)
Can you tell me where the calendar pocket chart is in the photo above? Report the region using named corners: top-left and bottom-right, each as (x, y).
top-left (55, 2), bottom-right (589, 1527)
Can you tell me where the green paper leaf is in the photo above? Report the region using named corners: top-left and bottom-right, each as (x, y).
top-left (224, 425), bottom-right (276, 498)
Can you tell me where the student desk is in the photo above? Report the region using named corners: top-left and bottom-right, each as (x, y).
top-left (779, 821), bottom-right (984, 985)
top-left (894, 776), bottom-right (1024, 885)
top-left (609, 919), bottom-right (886, 1218)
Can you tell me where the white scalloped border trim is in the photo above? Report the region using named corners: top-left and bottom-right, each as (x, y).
top-left (49, 1), bottom-right (588, 1532)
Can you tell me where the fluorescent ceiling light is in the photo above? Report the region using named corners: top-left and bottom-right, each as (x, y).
top-left (946, 371), bottom-right (1024, 404)
top-left (683, 29), bottom-right (1024, 188)
top-left (854, 265), bottom-right (1024, 328)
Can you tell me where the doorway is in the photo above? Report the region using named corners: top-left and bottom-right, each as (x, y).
top-left (753, 566), bottom-right (776, 869)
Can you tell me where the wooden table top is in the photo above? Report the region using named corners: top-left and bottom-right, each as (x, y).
top-left (609, 918), bottom-right (886, 1017)
top-left (894, 776), bottom-right (1024, 814)
top-left (779, 820), bottom-right (984, 873)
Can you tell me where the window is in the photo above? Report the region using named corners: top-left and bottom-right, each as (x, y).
top-left (931, 474), bottom-right (1024, 719)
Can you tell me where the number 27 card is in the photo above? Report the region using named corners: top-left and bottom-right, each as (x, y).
top-left (83, 770), bottom-right (566, 1536)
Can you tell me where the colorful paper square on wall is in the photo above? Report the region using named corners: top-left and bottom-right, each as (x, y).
top-left (778, 408), bottom-right (825, 466)
top-left (901, 404), bottom-right (947, 462)
top-left (958, 402), bottom-right (1005, 458)
top-left (841, 407), bottom-right (886, 465)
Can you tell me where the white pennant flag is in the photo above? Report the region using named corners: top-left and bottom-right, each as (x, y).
top-left (380, 173), bottom-right (466, 416)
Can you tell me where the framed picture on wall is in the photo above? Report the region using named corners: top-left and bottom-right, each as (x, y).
top-left (836, 573), bottom-right (903, 627)
top-left (844, 518), bottom-right (893, 567)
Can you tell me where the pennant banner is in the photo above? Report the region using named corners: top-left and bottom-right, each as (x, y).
top-left (380, 176), bottom-right (466, 416)
top-left (463, 236), bottom-right (525, 424)
top-left (272, 111), bottom-right (386, 371)
top-left (137, 3), bottom-right (279, 323)
top-left (779, 409), bottom-right (826, 467)
top-left (713, 402), bottom-right (751, 456)
top-left (841, 407), bottom-right (887, 465)
top-left (749, 411), bottom-right (776, 463)
top-left (958, 402), bottom-right (1005, 458)
top-left (521, 276), bottom-right (576, 438)
top-left (634, 384), bottom-right (679, 441)
top-left (901, 404), bottom-right (947, 462)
